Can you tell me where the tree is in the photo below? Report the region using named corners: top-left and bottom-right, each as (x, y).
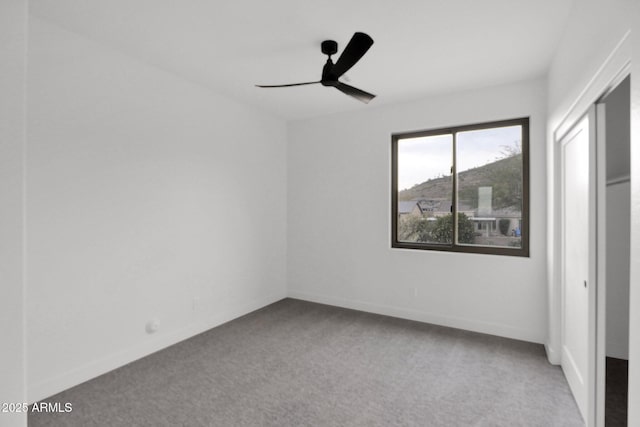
top-left (430, 213), bottom-right (475, 244)
top-left (397, 215), bottom-right (432, 242)
top-left (398, 213), bottom-right (475, 244)
top-left (498, 218), bottom-right (511, 236)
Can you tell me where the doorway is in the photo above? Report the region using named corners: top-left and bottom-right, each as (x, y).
top-left (600, 75), bottom-right (630, 427)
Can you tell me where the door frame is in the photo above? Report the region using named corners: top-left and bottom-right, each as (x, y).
top-left (594, 102), bottom-right (606, 427)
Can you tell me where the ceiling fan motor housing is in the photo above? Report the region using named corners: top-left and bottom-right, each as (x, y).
top-left (321, 40), bottom-right (338, 56)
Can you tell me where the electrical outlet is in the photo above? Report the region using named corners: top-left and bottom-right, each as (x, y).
top-left (145, 318), bottom-right (159, 334)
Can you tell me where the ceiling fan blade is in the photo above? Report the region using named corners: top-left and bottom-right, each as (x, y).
top-left (331, 32), bottom-right (373, 78)
top-left (255, 81), bottom-right (320, 88)
top-left (334, 82), bottom-right (375, 104)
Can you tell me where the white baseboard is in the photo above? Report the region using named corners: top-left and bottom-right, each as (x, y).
top-left (288, 289), bottom-right (544, 344)
top-left (545, 343), bottom-right (561, 365)
top-left (28, 292), bottom-right (285, 404)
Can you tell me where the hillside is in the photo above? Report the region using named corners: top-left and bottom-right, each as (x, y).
top-left (398, 154), bottom-right (523, 210)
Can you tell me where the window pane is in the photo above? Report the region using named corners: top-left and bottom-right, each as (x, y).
top-left (396, 134), bottom-right (453, 244)
top-left (456, 125), bottom-right (523, 248)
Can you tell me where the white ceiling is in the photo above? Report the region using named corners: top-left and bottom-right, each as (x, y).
top-left (30, 0), bottom-right (574, 120)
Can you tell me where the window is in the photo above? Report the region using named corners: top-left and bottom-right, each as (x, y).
top-left (391, 117), bottom-right (529, 256)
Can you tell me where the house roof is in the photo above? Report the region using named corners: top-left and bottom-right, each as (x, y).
top-left (402, 199), bottom-right (522, 218)
top-left (398, 201), bottom-right (419, 214)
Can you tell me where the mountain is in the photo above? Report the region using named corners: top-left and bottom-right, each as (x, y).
top-left (398, 154), bottom-right (523, 211)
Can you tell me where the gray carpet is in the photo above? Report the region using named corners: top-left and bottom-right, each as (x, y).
top-left (29, 298), bottom-right (584, 426)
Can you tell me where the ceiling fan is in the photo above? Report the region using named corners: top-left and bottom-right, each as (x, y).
top-left (256, 32), bottom-right (375, 104)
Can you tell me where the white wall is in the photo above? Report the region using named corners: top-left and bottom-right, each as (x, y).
top-left (0, 1), bottom-right (27, 426)
top-left (287, 79), bottom-right (548, 343)
top-left (26, 17), bottom-right (287, 402)
top-left (606, 181), bottom-right (630, 359)
top-left (603, 78), bottom-right (630, 360)
top-left (546, 0), bottom-right (640, 423)
top-left (604, 76), bottom-right (631, 182)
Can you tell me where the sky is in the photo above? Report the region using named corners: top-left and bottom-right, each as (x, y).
top-left (397, 125), bottom-right (521, 191)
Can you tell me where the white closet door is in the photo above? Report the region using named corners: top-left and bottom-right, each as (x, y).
top-left (560, 106), bottom-right (597, 424)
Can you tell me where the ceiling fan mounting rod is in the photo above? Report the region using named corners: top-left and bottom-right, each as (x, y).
top-left (321, 58), bottom-right (337, 86)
